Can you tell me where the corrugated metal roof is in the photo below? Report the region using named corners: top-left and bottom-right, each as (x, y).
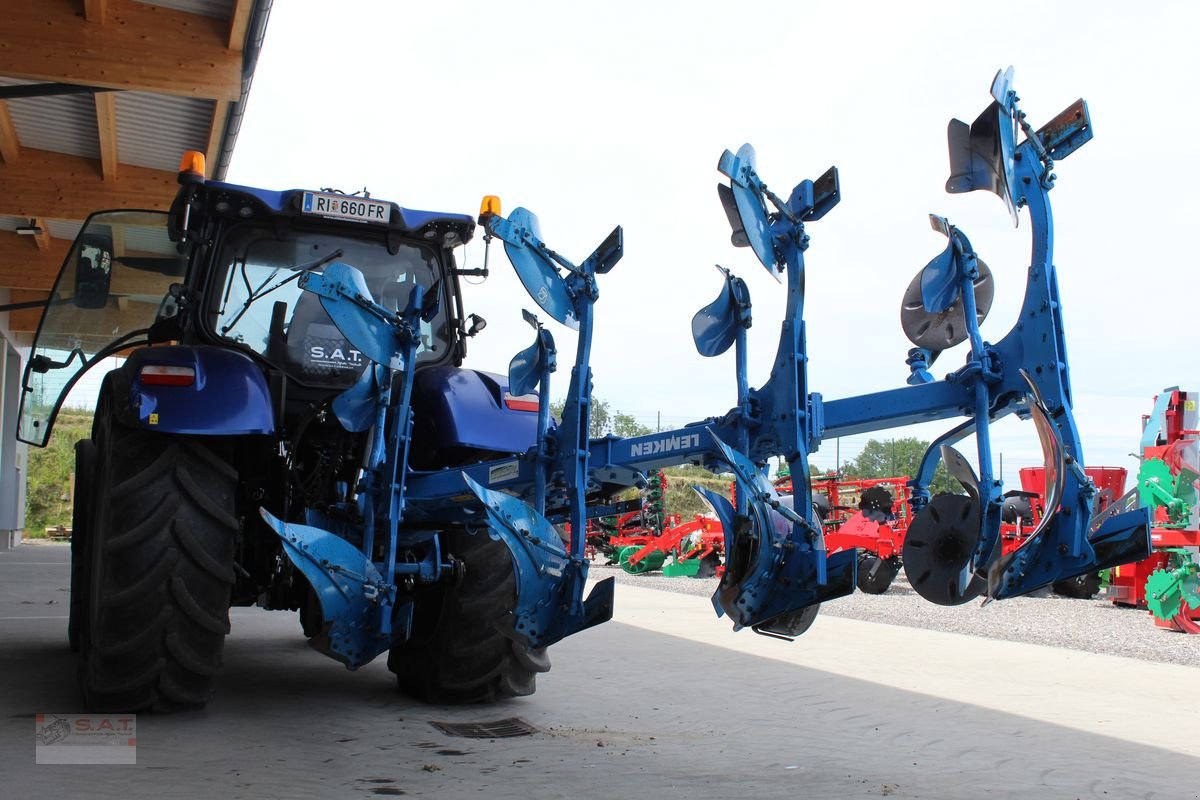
top-left (122, 221), bottom-right (177, 256)
top-left (137, 0), bottom-right (234, 20)
top-left (0, 216), bottom-right (83, 241)
top-left (45, 220), bottom-right (83, 241)
top-left (0, 82), bottom-right (212, 172)
top-left (0, 78), bottom-right (100, 160)
top-left (115, 92), bottom-right (214, 172)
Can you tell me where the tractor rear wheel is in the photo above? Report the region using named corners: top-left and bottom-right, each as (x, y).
top-left (388, 529), bottom-right (550, 703)
top-left (68, 439), bottom-right (96, 653)
top-left (1051, 571), bottom-right (1102, 599)
top-left (80, 395), bottom-right (238, 712)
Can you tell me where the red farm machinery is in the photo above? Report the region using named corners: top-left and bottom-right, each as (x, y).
top-left (986, 387), bottom-right (1200, 632)
top-left (1103, 389), bottom-right (1200, 632)
top-left (801, 474), bottom-right (915, 594)
top-left (589, 470), bottom-right (726, 578)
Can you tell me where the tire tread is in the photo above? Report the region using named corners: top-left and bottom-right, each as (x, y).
top-left (388, 530), bottom-right (550, 704)
top-left (81, 393), bottom-right (237, 712)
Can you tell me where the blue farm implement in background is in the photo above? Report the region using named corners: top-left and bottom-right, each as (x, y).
top-left (18, 68), bottom-right (1151, 712)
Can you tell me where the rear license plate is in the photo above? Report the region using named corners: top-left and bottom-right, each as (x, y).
top-left (301, 192), bottom-right (389, 224)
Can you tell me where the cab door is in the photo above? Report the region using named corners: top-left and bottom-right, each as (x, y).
top-left (18, 210), bottom-right (187, 446)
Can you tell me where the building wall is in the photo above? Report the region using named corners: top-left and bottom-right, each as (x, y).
top-left (0, 291), bottom-right (29, 549)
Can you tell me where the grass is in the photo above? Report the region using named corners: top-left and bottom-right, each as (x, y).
top-left (24, 409), bottom-right (93, 538)
top-left (661, 465), bottom-right (732, 519)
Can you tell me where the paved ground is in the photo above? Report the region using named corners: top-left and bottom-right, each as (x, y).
top-left (2, 542), bottom-right (1198, 800)
top-left (593, 563), bottom-right (1200, 667)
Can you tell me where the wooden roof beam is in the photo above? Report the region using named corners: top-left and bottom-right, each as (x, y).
top-left (94, 92), bottom-right (118, 180)
top-left (84, 0), bottom-right (108, 24)
top-left (0, 0), bottom-right (243, 101)
top-left (0, 100), bottom-right (18, 164)
top-left (0, 232), bottom-right (69, 292)
top-left (228, 0), bottom-right (254, 51)
top-left (0, 149), bottom-right (175, 221)
top-left (29, 218), bottom-right (51, 251)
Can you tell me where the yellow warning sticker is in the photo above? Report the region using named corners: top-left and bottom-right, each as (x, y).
top-left (1186, 400), bottom-right (1197, 411)
top-left (148, 413), bottom-right (159, 425)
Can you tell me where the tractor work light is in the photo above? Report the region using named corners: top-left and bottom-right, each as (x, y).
top-left (139, 364), bottom-right (195, 387)
top-left (178, 150), bottom-right (206, 181)
top-left (478, 195), bottom-right (501, 222)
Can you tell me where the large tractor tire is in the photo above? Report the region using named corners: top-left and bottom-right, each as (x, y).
top-left (80, 397), bottom-right (238, 712)
top-left (68, 439), bottom-right (97, 653)
top-left (388, 529), bottom-right (550, 703)
top-left (1051, 571), bottom-right (1102, 599)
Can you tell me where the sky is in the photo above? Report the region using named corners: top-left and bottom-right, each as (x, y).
top-left (222, 0), bottom-right (1200, 488)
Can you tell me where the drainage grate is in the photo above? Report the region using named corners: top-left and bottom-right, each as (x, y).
top-left (429, 717), bottom-right (540, 739)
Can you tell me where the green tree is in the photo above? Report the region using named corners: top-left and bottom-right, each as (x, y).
top-left (842, 437), bottom-right (959, 495)
top-left (611, 411), bottom-right (651, 438)
top-left (549, 396), bottom-right (649, 439)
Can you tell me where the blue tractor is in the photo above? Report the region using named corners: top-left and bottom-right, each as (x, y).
top-left (19, 69), bottom-right (1152, 712)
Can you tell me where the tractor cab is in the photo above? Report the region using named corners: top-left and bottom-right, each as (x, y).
top-left (18, 151), bottom-right (476, 447)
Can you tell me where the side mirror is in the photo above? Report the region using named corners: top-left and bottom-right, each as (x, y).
top-left (73, 233), bottom-right (114, 309)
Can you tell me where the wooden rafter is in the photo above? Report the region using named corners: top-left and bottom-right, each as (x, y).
top-left (29, 218), bottom-right (51, 251)
top-left (84, 0), bottom-right (108, 24)
top-left (0, 0), bottom-right (242, 101)
top-left (0, 149), bottom-right (175, 220)
top-left (228, 0), bottom-right (254, 51)
top-left (94, 92), bottom-right (118, 180)
top-left (0, 100), bottom-right (18, 164)
top-left (0, 234), bottom-right (69, 291)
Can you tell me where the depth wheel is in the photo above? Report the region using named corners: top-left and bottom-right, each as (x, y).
top-left (856, 554), bottom-right (899, 595)
top-left (80, 386), bottom-right (238, 712)
top-left (388, 529), bottom-right (550, 704)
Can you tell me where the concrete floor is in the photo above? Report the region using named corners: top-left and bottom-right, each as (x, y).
top-left (2, 542), bottom-right (1197, 800)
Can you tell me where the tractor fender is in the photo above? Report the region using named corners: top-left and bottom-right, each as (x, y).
top-left (412, 366), bottom-right (539, 455)
top-left (123, 346), bottom-right (275, 435)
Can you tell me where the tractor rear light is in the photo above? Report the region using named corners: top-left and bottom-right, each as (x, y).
top-left (139, 365), bottom-right (195, 386)
top-left (504, 392), bottom-right (538, 412)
